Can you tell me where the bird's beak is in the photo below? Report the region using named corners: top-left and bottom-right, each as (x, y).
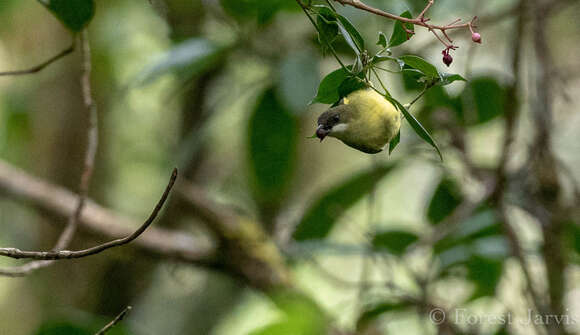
top-left (316, 125), bottom-right (329, 142)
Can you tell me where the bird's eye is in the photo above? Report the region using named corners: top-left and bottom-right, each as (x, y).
top-left (332, 115), bottom-right (340, 122)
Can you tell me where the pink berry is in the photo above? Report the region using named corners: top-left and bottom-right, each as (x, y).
top-left (472, 32), bottom-right (482, 43)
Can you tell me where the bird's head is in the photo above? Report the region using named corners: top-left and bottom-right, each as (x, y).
top-left (316, 104), bottom-right (353, 141)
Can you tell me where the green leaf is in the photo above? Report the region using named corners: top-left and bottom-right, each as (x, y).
top-left (278, 51), bottom-right (320, 114)
top-left (461, 77), bottom-right (507, 125)
top-left (466, 256), bottom-right (504, 299)
top-left (35, 320), bottom-right (129, 335)
top-left (316, 12), bottom-right (339, 49)
top-left (434, 209), bottom-right (503, 254)
top-left (135, 38), bottom-right (224, 86)
top-left (371, 55), bottom-right (404, 71)
top-left (249, 290), bottom-right (328, 335)
top-left (337, 76), bottom-right (368, 99)
top-left (337, 14), bottom-right (364, 52)
top-left (38, 0), bottom-right (95, 32)
top-left (377, 32), bottom-right (388, 48)
top-left (293, 164), bottom-right (396, 241)
top-left (248, 88), bottom-right (298, 212)
top-left (389, 11), bottom-right (414, 48)
top-left (389, 130), bottom-right (400, 154)
top-left (401, 68), bottom-right (425, 90)
top-left (439, 73), bottom-right (467, 86)
top-left (389, 98), bottom-right (442, 160)
top-left (571, 223), bottom-right (580, 254)
top-left (400, 55), bottom-right (439, 79)
top-left (356, 302), bottom-right (412, 331)
top-left (565, 222), bottom-right (580, 262)
top-left (312, 68), bottom-right (349, 104)
top-left (256, 0), bottom-right (298, 24)
top-left (372, 229), bottom-right (419, 255)
top-left (220, 0), bottom-right (297, 24)
top-left (427, 177), bottom-right (462, 224)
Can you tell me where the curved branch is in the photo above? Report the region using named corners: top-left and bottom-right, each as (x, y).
top-left (0, 161), bottom-right (214, 274)
top-left (0, 169), bottom-right (178, 260)
top-left (0, 41), bottom-right (75, 77)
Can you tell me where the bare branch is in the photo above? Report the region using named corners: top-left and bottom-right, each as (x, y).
top-left (95, 306), bottom-right (132, 335)
top-left (0, 161), bottom-right (213, 272)
top-left (2, 31), bottom-right (100, 276)
top-left (0, 41), bottom-right (75, 77)
top-left (0, 169), bottom-right (178, 260)
top-left (333, 0), bottom-right (477, 49)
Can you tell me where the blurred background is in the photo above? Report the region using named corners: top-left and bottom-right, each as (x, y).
top-left (0, 0), bottom-right (579, 334)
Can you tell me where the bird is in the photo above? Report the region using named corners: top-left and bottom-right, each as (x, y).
top-left (315, 88), bottom-right (401, 154)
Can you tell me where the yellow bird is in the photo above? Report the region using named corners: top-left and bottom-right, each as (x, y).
top-left (316, 88), bottom-right (401, 154)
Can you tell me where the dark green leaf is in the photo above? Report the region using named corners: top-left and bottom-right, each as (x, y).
top-left (427, 177), bottom-right (462, 224)
top-left (337, 14), bottom-right (364, 53)
top-left (313, 5), bottom-right (335, 20)
top-left (312, 68), bottom-right (349, 104)
top-left (278, 51), bottom-right (320, 113)
top-left (377, 32), bottom-right (388, 48)
top-left (372, 229), bottom-right (419, 255)
top-left (401, 68), bottom-right (425, 90)
top-left (571, 223), bottom-right (580, 254)
top-left (466, 256), bottom-right (504, 299)
top-left (371, 55), bottom-right (404, 71)
top-left (357, 302), bottom-right (412, 331)
top-left (256, 0), bottom-right (298, 24)
top-left (564, 222), bottom-right (580, 263)
top-left (389, 130), bottom-right (400, 154)
top-left (389, 98), bottom-right (442, 160)
top-left (316, 13), bottom-right (339, 49)
top-left (220, 0), bottom-right (297, 24)
top-left (494, 325), bottom-right (510, 335)
top-left (38, 0), bottom-right (95, 32)
top-left (439, 73), bottom-right (467, 86)
top-left (135, 38), bottom-right (224, 86)
top-left (461, 77), bottom-right (506, 125)
top-left (220, 0), bottom-right (254, 19)
top-left (36, 322), bottom-right (92, 335)
top-left (389, 11), bottom-right (414, 48)
top-left (248, 88), bottom-right (298, 211)
top-left (293, 164), bottom-right (396, 241)
top-left (337, 76), bottom-right (368, 99)
top-left (400, 55), bottom-right (439, 79)
top-left (35, 320), bottom-right (129, 335)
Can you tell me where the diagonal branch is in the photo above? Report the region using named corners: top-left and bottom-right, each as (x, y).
top-left (0, 169), bottom-right (178, 260)
top-left (95, 306), bottom-right (132, 335)
top-left (0, 41), bottom-right (75, 77)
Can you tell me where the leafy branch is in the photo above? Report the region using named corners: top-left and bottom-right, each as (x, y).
top-left (334, 0), bottom-right (481, 50)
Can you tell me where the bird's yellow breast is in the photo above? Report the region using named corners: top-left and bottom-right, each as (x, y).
top-left (338, 89), bottom-right (401, 153)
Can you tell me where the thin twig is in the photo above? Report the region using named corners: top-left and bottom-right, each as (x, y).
top-left (0, 41), bottom-right (75, 76)
top-left (95, 306), bottom-right (132, 335)
top-left (0, 169), bottom-right (177, 260)
top-left (333, 0), bottom-right (476, 48)
top-left (416, 0), bottom-right (434, 21)
top-left (296, 0), bottom-right (349, 72)
top-left (0, 31), bottom-right (99, 276)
